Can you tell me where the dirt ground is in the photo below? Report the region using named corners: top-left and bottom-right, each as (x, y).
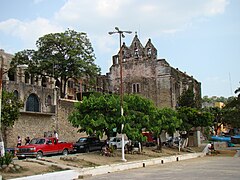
top-left (1, 145), bottom-right (235, 180)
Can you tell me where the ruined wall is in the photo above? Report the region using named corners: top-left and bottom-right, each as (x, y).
top-left (5, 99), bottom-right (86, 148)
top-left (57, 99), bottom-right (86, 143)
top-left (5, 112), bottom-right (55, 147)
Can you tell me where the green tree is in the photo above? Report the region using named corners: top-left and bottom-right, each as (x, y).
top-left (177, 107), bottom-right (214, 135)
top-left (1, 90), bottom-right (24, 146)
top-left (69, 93), bottom-right (120, 138)
top-left (68, 94), bottom-right (157, 142)
top-left (11, 29), bottom-right (100, 98)
top-left (206, 107), bottom-right (224, 135)
top-left (123, 95), bottom-right (156, 142)
top-left (177, 86), bottom-right (201, 109)
top-left (222, 95), bottom-right (240, 129)
top-left (149, 108), bottom-right (182, 151)
top-left (2, 91), bottom-right (24, 128)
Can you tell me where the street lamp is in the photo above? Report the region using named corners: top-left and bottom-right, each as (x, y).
top-left (109, 27), bottom-right (132, 162)
top-left (0, 55), bottom-right (4, 156)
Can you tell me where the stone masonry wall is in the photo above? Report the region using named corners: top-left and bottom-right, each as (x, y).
top-left (5, 99), bottom-right (86, 148)
top-left (5, 112), bottom-right (55, 147)
top-left (57, 99), bottom-right (86, 143)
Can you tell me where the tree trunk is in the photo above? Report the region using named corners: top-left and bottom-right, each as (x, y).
top-left (156, 135), bottom-right (162, 152)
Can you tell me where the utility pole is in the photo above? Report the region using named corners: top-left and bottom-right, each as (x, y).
top-left (109, 27), bottom-right (132, 161)
top-left (0, 55), bottom-right (5, 156)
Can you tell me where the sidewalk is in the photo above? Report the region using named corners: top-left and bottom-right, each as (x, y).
top-left (10, 152), bottom-right (206, 180)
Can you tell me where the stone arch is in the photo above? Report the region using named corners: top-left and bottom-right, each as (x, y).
top-left (26, 93), bottom-right (40, 112)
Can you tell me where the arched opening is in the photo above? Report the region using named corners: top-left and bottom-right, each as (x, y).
top-left (26, 94), bottom-right (40, 112)
top-left (46, 95), bottom-right (52, 106)
top-left (8, 68), bottom-right (15, 81)
top-left (55, 79), bottom-right (61, 88)
top-left (42, 77), bottom-right (47, 87)
top-left (13, 90), bottom-right (19, 99)
top-left (25, 72), bottom-right (30, 84)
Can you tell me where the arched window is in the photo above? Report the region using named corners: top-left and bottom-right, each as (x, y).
top-left (25, 72), bottom-right (30, 84)
top-left (13, 90), bottom-right (19, 99)
top-left (8, 68), bottom-right (15, 81)
top-left (26, 94), bottom-right (40, 112)
top-left (42, 77), bottom-right (47, 87)
top-left (46, 95), bottom-right (52, 106)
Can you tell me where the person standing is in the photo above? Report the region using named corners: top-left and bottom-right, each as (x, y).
top-left (53, 130), bottom-right (58, 140)
top-left (25, 136), bottom-right (30, 145)
top-left (17, 136), bottom-right (22, 147)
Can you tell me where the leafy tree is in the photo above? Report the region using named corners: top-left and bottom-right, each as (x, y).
top-left (1, 90), bottom-right (24, 128)
top-left (68, 94), bottom-right (157, 143)
top-left (235, 84), bottom-right (240, 97)
top-left (177, 86), bottom-right (201, 109)
top-left (149, 108), bottom-right (182, 151)
top-left (11, 29), bottom-right (100, 98)
top-left (177, 107), bottom-right (214, 135)
top-left (206, 107), bottom-right (224, 135)
top-left (69, 93), bottom-right (120, 138)
top-left (222, 95), bottom-right (240, 129)
top-left (1, 90), bottom-right (24, 147)
top-left (123, 95), bottom-right (156, 142)
top-left (202, 96), bottom-right (213, 103)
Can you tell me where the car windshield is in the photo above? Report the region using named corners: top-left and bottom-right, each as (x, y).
top-left (77, 138), bottom-right (87, 143)
top-left (29, 138), bottom-right (38, 144)
top-left (35, 138), bottom-right (45, 144)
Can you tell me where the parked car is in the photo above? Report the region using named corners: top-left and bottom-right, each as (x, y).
top-left (73, 136), bottom-right (105, 153)
top-left (142, 132), bottom-right (156, 147)
top-left (16, 137), bottom-right (74, 159)
top-left (108, 137), bottom-right (129, 149)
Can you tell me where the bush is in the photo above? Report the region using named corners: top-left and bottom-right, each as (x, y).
top-left (0, 152), bottom-right (14, 168)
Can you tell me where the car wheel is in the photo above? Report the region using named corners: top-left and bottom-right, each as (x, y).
top-left (36, 151), bottom-right (43, 159)
top-left (85, 147), bottom-right (89, 153)
top-left (62, 149), bottom-right (68, 156)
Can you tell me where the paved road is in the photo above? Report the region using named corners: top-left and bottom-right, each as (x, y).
top-left (89, 156), bottom-right (240, 180)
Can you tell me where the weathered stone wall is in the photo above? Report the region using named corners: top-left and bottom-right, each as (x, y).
top-left (5, 112), bottom-right (55, 147)
top-left (5, 99), bottom-right (86, 148)
top-left (57, 99), bottom-right (86, 143)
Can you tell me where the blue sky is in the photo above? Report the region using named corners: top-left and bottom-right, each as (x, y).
top-left (0, 0), bottom-right (239, 98)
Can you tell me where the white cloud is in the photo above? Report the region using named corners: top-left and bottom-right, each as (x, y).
top-left (0, 18), bottom-right (63, 49)
top-left (0, 0), bottom-right (229, 53)
top-left (203, 0), bottom-right (229, 16)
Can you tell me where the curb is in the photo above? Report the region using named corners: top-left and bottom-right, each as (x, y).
top-left (77, 152), bottom-right (205, 177)
top-left (11, 152), bottom-right (205, 180)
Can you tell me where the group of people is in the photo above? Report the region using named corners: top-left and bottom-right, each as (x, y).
top-left (17, 136), bottom-right (30, 147)
top-left (16, 130), bottom-right (58, 147)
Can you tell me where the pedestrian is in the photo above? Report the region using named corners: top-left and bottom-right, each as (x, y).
top-left (54, 130), bottom-right (58, 140)
top-left (17, 136), bottom-right (22, 147)
top-left (25, 136), bottom-right (30, 145)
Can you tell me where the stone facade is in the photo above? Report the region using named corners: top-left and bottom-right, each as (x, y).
top-left (100, 35), bottom-right (201, 108)
top-left (0, 49), bottom-right (85, 147)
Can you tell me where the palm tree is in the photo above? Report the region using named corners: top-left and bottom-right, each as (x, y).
top-left (235, 83), bottom-right (240, 97)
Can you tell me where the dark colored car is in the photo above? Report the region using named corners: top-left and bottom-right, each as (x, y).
top-left (73, 136), bottom-right (105, 153)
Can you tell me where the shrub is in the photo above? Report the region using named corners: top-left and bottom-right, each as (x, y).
top-left (0, 152), bottom-right (14, 168)
top-left (4, 152), bottom-right (14, 166)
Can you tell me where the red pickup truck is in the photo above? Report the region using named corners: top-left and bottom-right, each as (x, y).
top-left (16, 137), bottom-right (73, 159)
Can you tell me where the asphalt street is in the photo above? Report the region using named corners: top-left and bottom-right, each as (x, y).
top-left (89, 156), bottom-right (240, 180)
